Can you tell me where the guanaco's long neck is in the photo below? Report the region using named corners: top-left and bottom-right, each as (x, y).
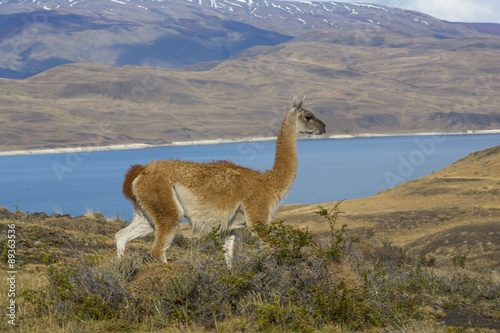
top-left (265, 111), bottom-right (298, 200)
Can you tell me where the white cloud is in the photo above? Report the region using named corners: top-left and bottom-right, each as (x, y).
top-left (412, 0), bottom-right (500, 23)
top-left (351, 0), bottom-right (500, 23)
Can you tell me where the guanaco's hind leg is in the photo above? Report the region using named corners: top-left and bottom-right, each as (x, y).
top-left (150, 219), bottom-right (180, 262)
top-left (133, 177), bottom-right (184, 263)
top-left (115, 212), bottom-right (154, 258)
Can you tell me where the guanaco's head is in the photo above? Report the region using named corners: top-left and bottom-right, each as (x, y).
top-left (291, 96), bottom-right (326, 135)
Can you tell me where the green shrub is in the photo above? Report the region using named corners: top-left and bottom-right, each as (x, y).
top-left (251, 219), bottom-right (316, 264)
top-left (315, 202), bottom-right (346, 261)
top-left (255, 298), bottom-right (315, 332)
top-left (19, 289), bottom-right (50, 316)
top-left (73, 294), bottom-right (115, 320)
top-left (312, 280), bottom-right (380, 329)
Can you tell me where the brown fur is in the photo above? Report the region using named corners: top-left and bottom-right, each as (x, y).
top-left (122, 164), bottom-right (144, 208)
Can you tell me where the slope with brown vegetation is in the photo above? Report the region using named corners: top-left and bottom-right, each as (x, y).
top-left (1, 31), bottom-right (500, 152)
top-left (1, 203), bottom-right (499, 332)
top-left (276, 145), bottom-right (500, 269)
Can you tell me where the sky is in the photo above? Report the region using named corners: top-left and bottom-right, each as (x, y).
top-left (350, 0), bottom-right (500, 24)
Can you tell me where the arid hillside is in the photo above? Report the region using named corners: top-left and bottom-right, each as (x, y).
top-left (276, 144), bottom-right (500, 269)
top-left (1, 30), bottom-right (500, 152)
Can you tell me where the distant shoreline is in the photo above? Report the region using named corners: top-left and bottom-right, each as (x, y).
top-left (1, 129), bottom-right (499, 157)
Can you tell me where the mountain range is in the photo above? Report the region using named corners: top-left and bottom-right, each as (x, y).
top-left (1, 0), bottom-right (499, 79)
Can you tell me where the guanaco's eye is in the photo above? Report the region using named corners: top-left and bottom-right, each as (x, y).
top-left (305, 114), bottom-right (313, 121)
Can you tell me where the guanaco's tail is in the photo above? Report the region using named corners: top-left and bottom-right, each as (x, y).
top-left (123, 164), bottom-right (145, 207)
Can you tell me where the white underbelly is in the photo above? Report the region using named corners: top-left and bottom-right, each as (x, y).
top-left (173, 184), bottom-right (246, 236)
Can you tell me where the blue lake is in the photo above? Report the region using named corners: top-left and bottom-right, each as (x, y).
top-left (1, 134), bottom-right (499, 220)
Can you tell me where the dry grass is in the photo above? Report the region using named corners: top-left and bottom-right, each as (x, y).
top-left (0, 205), bottom-right (499, 332)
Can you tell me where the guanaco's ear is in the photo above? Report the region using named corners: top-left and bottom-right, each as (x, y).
top-left (292, 95), bottom-right (304, 112)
